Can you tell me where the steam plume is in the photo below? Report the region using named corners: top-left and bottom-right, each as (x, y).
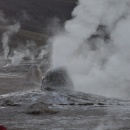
top-left (52, 0), bottom-right (130, 98)
top-left (0, 11), bottom-right (8, 24)
top-left (2, 23), bottom-right (20, 59)
top-left (0, 12), bottom-right (48, 67)
top-left (9, 40), bottom-right (37, 66)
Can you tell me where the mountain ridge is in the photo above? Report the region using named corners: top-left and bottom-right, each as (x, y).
top-left (0, 0), bottom-right (77, 32)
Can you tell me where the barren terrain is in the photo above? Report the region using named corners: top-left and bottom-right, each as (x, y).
top-left (0, 1), bottom-right (130, 130)
top-left (0, 68), bottom-right (130, 130)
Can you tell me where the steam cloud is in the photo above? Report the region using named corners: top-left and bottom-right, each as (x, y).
top-left (2, 23), bottom-right (20, 59)
top-left (52, 0), bottom-right (130, 98)
top-left (0, 11), bottom-right (48, 66)
top-left (9, 40), bottom-right (39, 66)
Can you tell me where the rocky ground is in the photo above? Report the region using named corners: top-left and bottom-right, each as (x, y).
top-left (0, 74), bottom-right (130, 130)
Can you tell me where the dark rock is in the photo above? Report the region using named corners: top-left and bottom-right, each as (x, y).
top-left (98, 103), bottom-right (105, 106)
top-left (41, 67), bottom-right (74, 91)
top-left (26, 102), bottom-right (58, 115)
top-left (69, 103), bottom-right (75, 105)
top-left (1, 99), bottom-right (20, 107)
top-left (78, 103), bottom-right (94, 106)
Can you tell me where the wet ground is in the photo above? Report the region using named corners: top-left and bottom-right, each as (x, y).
top-left (0, 62), bottom-right (130, 130)
top-left (0, 89), bottom-right (130, 130)
top-left (0, 105), bottom-right (130, 130)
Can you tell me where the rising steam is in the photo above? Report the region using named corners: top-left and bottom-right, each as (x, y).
top-left (2, 23), bottom-right (20, 59)
top-left (52, 0), bottom-right (130, 98)
top-left (0, 11), bottom-right (47, 66)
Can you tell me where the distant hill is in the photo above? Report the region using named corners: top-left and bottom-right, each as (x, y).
top-left (0, 0), bottom-right (77, 33)
top-left (0, 0), bottom-right (77, 60)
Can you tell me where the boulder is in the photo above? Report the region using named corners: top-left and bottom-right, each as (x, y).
top-left (41, 67), bottom-right (74, 91)
top-left (26, 102), bottom-right (57, 115)
top-left (26, 64), bottom-right (43, 86)
top-left (1, 99), bottom-right (20, 107)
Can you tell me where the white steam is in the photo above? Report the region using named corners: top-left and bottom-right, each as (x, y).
top-left (9, 51), bottom-right (24, 66)
top-left (0, 11), bottom-right (8, 24)
top-left (38, 49), bottom-right (46, 59)
top-left (9, 40), bottom-right (37, 66)
top-left (2, 23), bottom-right (20, 59)
top-left (0, 11), bottom-right (48, 67)
top-left (52, 0), bottom-right (130, 98)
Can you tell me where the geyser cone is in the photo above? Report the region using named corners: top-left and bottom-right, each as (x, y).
top-left (41, 67), bottom-right (74, 91)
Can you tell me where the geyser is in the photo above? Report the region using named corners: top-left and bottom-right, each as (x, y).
top-left (52, 0), bottom-right (130, 98)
